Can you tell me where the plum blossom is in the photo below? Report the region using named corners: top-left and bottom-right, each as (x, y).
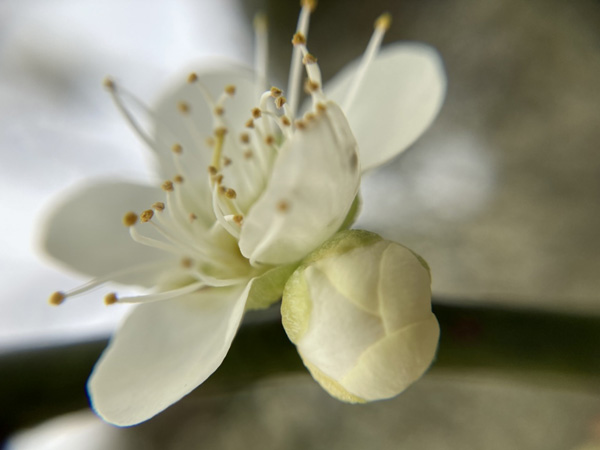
top-left (43, 1), bottom-right (445, 426)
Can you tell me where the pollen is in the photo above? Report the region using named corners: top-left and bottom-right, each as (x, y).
top-left (265, 135), bottom-right (275, 145)
top-left (233, 214), bottom-right (244, 225)
top-left (275, 96), bottom-right (286, 109)
top-left (304, 112), bottom-right (316, 122)
top-left (104, 292), bottom-right (118, 305)
top-left (375, 12), bottom-right (392, 31)
top-left (161, 180), bottom-right (174, 192)
top-left (123, 211), bottom-right (138, 227)
top-left (302, 53), bottom-right (318, 65)
top-left (240, 133), bottom-right (250, 144)
top-left (152, 202), bottom-right (165, 211)
top-left (225, 84), bottom-right (236, 96)
top-left (301, 0), bottom-right (317, 12)
top-left (304, 79), bottom-right (320, 93)
top-left (277, 200), bottom-right (290, 212)
top-left (140, 209), bottom-right (154, 223)
top-left (171, 143), bottom-right (183, 154)
top-left (102, 77), bottom-right (116, 91)
top-left (181, 257), bottom-right (193, 268)
top-left (316, 102), bottom-right (327, 112)
top-left (187, 72), bottom-right (198, 83)
top-left (292, 32), bottom-right (306, 46)
top-left (214, 127), bottom-right (227, 138)
top-left (225, 188), bottom-right (237, 199)
top-left (281, 116), bottom-right (291, 126)
top-left (214, 106), bottom-right (225, 116)
top-left (48, 291), bottom-right (66, 306)
top-left (173, 175), bottom-right (184, 184)
top-left (270, 86), bottom-right (283, 97)
top-left (208, 166), bottom-right (218, 176)
top-left (295, 119), bottom-right (307, 130)
top-left (251, 108), bottom-right (262, 119)
top-left (177, 102), bottom-right (190, 114)
top-left (214, 174), bottom-right (224, 184)
top-left (245, 119), bottom-right (255, 128)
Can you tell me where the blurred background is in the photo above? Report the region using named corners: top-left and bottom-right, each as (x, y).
top-left (1, 0), bottom-right (599, 448)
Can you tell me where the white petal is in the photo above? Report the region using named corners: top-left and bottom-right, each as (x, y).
top-left (239, 102), bottom-right (360, 265)
top-left (40, 179), bottom-right (168, 286)
top-left (153, 62), bottom-right (256, 177)
top-left (88, 282), bottom-right (251, 426)
top-left (325, 43), bottom-right (446, 171)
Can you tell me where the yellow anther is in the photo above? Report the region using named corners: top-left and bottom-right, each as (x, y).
top-left (316, 102), bottom-right (327, 113)
top-left (162, 180), bottom-right (174, 192)
top-left (48, 291), bottom-right (66, 306)
top-left (214, 106), bottom-right (225, 116)
top-left (304, 79), bottom-right (320, 93)
top-left (304, 112), bottom-right (316, 122)
top-left (181, 257), bottom-right (193, 268)
top-left (103, 77), bottom-right (116, 91)
top-left (140, 209), bottom-right (154, 223)
top-left (225, 85), bottom-right (236, 96)
top-left (173, 175), bottom-right (184, 184)
top-left (122, 211), bottom-right (138, 227)
top-left (189, 213), bottom-right (197, 222)
top-left (375, 12), bottom-right (392, 31)
top-left (245, 119), bottom-right (255, 128)
top-left (302, 53), bottom-right (318, 65)
top-left (240, 133), bottom-right (250, 144)
top-left (281, 116), bottom-right (291, 126)
top-left (171, 143), bottom-right (183, 154)
top-left (251, 108), bottom-right (262, 119)
top-left (233, 214), bottom-right (244, 225)
top-left (214, 174), bottom-right (224, 185)
top-left (152, 202), bottom-right (165, 211)
top-left (301, 0), bottom-right (317, 12)
top-left (177, 101), bottom-right (190, 114)
top-left (270, 86), bottom-right (283, 97)
top-left (275, 96), bottom-right (286, 109)
top-left (295, 119), bottom-right (307, 130)
top-left (187, 72), bottom-right (198, 83)
top-left (292, 32), bottom-right (306, 45)
top-left (104, 292), bottom-right (118, 305)
top-left (265, 135), bottom-right (275, 145)
top-left (218, 186), bottom-right (227, 195)
top-left (214, 127), bottom-right (228, 137)
top-left (223, 157), bottom-right (232, 167)
top-left (208, 166), bottom-right (218, 176)
top-left (225, 188), bottom-right (237, 199)
top-left (244, 150), bottom-right (254, 159)
top-left (277, 200), bottom-right (290, 212)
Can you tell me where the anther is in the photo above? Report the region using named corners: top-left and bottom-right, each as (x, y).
top-left (104, 292), bottom-right (118, 305)
top-left (316, 102), bottom-right (327, 112)
top-left (275, 96), bottom-right (286, 109)
top-left (304, 112), bottom-right (316, 122)
top-left (375, 12), bottom-right (392, 31)
top-left (225, 85), bottom-right (236, 96)
top-left (152, 202), bottom-right (165, 211)
top-left (233, 214), bottom-right (244, 225)
top-left (223, 157), bottom-right (232, 166)
top-left (177, 102), bottom-right (190, 114)
top-left (171, 143), bottom-right (183, 154)
top-left (295, 119), bottom-right (307, 130)
top-left (302, 53), bottom-right (318, 65)
top-left (301, 0), bottom-right (317, 12)
top-left (189, 213), bottom-right (197, 222)
top-left (181, 257), bottom-right (193, 268)
top-left (123, 211), bottom-right (138, 227)
top-left (251, 108), bottom-right (262, 119)
top-left (140, 209), bottom-right (154, 223)
top-left (240, 133), bottom-right (250, 144)
top-left (48, 291), bottom-right (66, 306)
top-left (244, 150), bottom-right (254, 159)
top-left (270, 86), bottom-right (283, 98)
top-left (292, 32), bottom-right (306, 46)
top-left (162, 180), bottom-right (174, 192)
top-left (245, 119), bottom-right (255, 128)
top-left (265, 135), bottom-right (275, 145)
top-left (225, 188), bottom-right (237, 199)
top-left (214, 106), bottom-right (225, 116)
top-left (214, 174), bottom-right (224, 184)
top-left (173, 175), bottom-right (184, 184)
top-left (208, 166), bottom-right (218, 176)
top-left (281, 116), bottom-right (291, 126)
top-left (277, 200), bottom-right (290, 212)
top-left (103, 77), bottom-right (116, 91)
top-left (304, 79), bottom-right (320, 93)
top-left (187, 72), bottom-right (198, 83)
top-left (214, 126), bottom-right (227, 137)
top-left (219, 186), bottom-right (227, 195)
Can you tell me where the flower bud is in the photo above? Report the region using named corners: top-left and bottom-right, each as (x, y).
top-left (281, 230), bottom-right (439, 403)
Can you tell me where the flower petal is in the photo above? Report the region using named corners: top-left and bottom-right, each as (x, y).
top-left (238, 102), bottom-right (360, 265)
top-left (152, 62), bottom-right (256, 178)
top-left (324, 43), bottom-right (446, 171)
top-left (40, 179), bottom-right (168, 286)
top-left (88, 282), bottom-right (251, 426)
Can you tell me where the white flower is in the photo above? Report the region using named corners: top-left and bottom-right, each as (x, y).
top-left (282, 230), bottom-right (439, 403)
top-left (43, 2), bottom-right (445, 426)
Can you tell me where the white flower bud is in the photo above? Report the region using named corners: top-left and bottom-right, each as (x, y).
top-left (282, 230), bottom-right (439, 403)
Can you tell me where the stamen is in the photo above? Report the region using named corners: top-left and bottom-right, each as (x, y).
top-left (171, 143), bottom-right (183, 154)
top-left (270, 86), bottom-right (283, 98)
top-left (115, 282), bottom-right (205, 304)
top-left (287, 0), bottom-right (316, 118)
top-left (140, 209), bottom-right (154, 223)
top-left (245, 119), bottom-right (255, 128)
top-left (173, 175), bottom-right (184, 184)
top-left (225, 85), bottom-right (236, 96)
top-left (253, 12), bottom-right (269, 99)
top-left (104, 292), bottom-right (118, 305)
top-left (152, 202), bottom-right (165, 211)
top-left (123, 212), bottom-right (138, 227)
top-left (48, 291), bottom-right (65, 306)
top-left (277, 200), bottom-right (290, 212)
top-left (162, 180), bottom-right (174, 192)
top-left (344, 12), bottom-right (392, 111)
top-left (177, 101), bottom-right (191, 114)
